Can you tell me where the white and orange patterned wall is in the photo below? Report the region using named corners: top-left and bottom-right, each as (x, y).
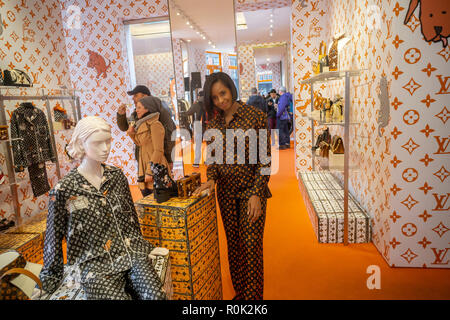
top-left (59, 0), bottom-right (170, 186)
top-left (172, 38), bottom-right (185, 99)
top-left (0, 0), bottom-right (77, 223)
top-left (291, 0), bottom-right (449, 268)
top-left (134, 52), bottom-right (176, 106)
top-left (256, 62), bottom-right (282, 91)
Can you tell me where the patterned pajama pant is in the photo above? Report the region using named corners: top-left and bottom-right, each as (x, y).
top-left (217, 188), bottom-right (267, 300)
top-left (81, 257), bottom-right (166, 300)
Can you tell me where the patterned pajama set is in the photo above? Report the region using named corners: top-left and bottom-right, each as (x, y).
top-left (206, 103), bottom-right (271, 300)
top-left (10, 102), bottom-right (56, 197)
top-left (39, 165), bottom-right (166, 300)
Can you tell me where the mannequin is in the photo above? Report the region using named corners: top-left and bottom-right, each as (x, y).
top-left (40, 116), bottom-right (167, 300)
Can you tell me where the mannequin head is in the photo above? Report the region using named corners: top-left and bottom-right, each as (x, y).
top-left (67, 116), bottom-right (111, 162)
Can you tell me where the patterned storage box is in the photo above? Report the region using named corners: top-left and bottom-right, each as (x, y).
top-left (0, 233), bottom-right (44, 263)
top-left (135, 192), bottom-right (222, 300)
top-left (33, 254), bottom-right (173, 300)
top-left (6, 210), bottom-right (48, 237)
top-left (299, 171), bottom-right (372, 243)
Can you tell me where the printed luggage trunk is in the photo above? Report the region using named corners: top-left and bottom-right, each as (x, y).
top-left (135, 192), bottom-right (222, 300)
top-left (0, 233), bottom-right (44, 263)
top-left (299, 171), bottom-right (372, 243)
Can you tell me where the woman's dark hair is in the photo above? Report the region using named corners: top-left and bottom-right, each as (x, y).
top-left (203, 72), bottom-right (238, 116)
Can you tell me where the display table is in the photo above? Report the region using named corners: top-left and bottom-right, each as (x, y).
top-left (299, 171), bottom-right (372, 243)
top-left (135, 192), bottom-right (222, 300)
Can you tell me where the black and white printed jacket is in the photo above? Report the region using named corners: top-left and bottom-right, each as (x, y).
top-left (40, 165), bottom-right (155, 293)
top-left (10, 102), bottom-right (56, 172)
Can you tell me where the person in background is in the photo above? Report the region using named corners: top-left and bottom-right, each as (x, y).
top-left (247, 87), bottom-right (267, 114)
top-left (266, 89), bottom-right (279, 146)
top-left (117, 85), bottom-right (151, 163)
top-left (127, 97), bottom-right (172, 197)
top-left (276, 86), bottom-right (293, 150)
top-left (179, 90), bottom-right (207, 168)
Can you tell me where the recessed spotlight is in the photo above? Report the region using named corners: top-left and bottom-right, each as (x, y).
top-left (177, 12), bottom-right (180, 16)
top-left (186, 21), bottom-right (190, 25)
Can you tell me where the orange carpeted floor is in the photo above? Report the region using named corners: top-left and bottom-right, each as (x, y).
top-left (131, 142), bottom-right (450, 300)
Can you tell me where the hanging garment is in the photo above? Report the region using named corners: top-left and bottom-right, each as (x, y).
top-left (39, 164), bottom-right (166, 300)
top-left (10, 102), bottom-right (56, 197)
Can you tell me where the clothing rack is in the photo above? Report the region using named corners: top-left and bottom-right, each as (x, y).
top-left (0, 88), bottom-right (81, 226)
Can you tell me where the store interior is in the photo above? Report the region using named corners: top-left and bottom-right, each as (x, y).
top-left (0, 0), bottom-right (449, 300)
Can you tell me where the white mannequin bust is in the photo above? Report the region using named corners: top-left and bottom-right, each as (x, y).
top-left (66, 116), bottom-right (168, 258)
top-left (66, 116), bottom-right (111, 190)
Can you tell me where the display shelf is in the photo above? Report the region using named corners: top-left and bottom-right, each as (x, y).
top-left (299, 70), bottom-right (365, 245)
top-left (300, 112), bottom-right (359, 126)
top-left (300, 70), bottom-right (361, 85)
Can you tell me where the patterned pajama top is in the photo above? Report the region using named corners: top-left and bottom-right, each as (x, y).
top-left (40, 165), bottom-right (155, 293)
top-left (206, 102), bottom-right (272, 199)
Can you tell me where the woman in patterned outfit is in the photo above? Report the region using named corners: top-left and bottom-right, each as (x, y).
top-left (193, 72), bottom-right (272, 300)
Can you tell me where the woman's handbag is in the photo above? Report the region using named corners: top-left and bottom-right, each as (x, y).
top-left (0, 250), bottom-right (42, 300)
top-left (312, 128), bottom-right (331, 151)
top-left (331, 136), bottom-right (345, 154)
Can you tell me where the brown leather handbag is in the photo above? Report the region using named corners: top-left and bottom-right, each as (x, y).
top-left (0, 250), bottom-right (42, 300)
top-left (331, 136), bottom-right (345, 154)
top-left (319, 141), bottom-right (330, 158)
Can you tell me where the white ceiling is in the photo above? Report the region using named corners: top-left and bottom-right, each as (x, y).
top-left (236, 6), bottom-right (291, 45)
top-left (129, 1), bottom-right (292, 64)
top-left (253, 46), bottom-right (287, 65)
top-left (169, 0), bottom-right (237, 53)
top-left (130, 20), bottom-right (173, 55)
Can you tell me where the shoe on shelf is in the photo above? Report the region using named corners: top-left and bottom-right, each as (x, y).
top-left (192, 164), bottom-right (200, 168)
top-left (278, 145), bottom-right (287, 150)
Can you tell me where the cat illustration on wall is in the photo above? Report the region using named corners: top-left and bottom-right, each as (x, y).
top-left (404, 0), bottom-right (449, 47)
top-left (377, 76), bottom-right (390, 137)
top-left (87, 50), bottom-right (111, 79)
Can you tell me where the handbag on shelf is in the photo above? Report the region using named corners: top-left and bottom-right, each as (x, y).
top-left (331, 135), bottom-right (345, 154)
top-left (318, 41), bottom-right (329, 73)
top-left (319, 141), bottom-right (330, 158)
top-left (0, 250), bottom-right (43, 300)
top-left (312, 127), bottom-right (331, 151)
top-left (313, 92), bottom-right (324, 110)
top-left (328, 34), bottom-right (345, 72)
top-left (2, 69), bottom-right (33, 87)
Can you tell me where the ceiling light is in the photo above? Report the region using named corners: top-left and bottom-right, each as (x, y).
top-left (186, 21), bottom-right (190, 25)
top-left (176, 12), bottom-right (180, 16)
top-left (270, 19), bottom-right (273, 23)
top-left (270, 24), bottom-right (273, 28)
top-left (187, 39), bottom-right (191, 42)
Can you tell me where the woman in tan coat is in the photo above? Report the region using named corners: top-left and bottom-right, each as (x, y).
top-left (127, 96), bottom-right (170, 197)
